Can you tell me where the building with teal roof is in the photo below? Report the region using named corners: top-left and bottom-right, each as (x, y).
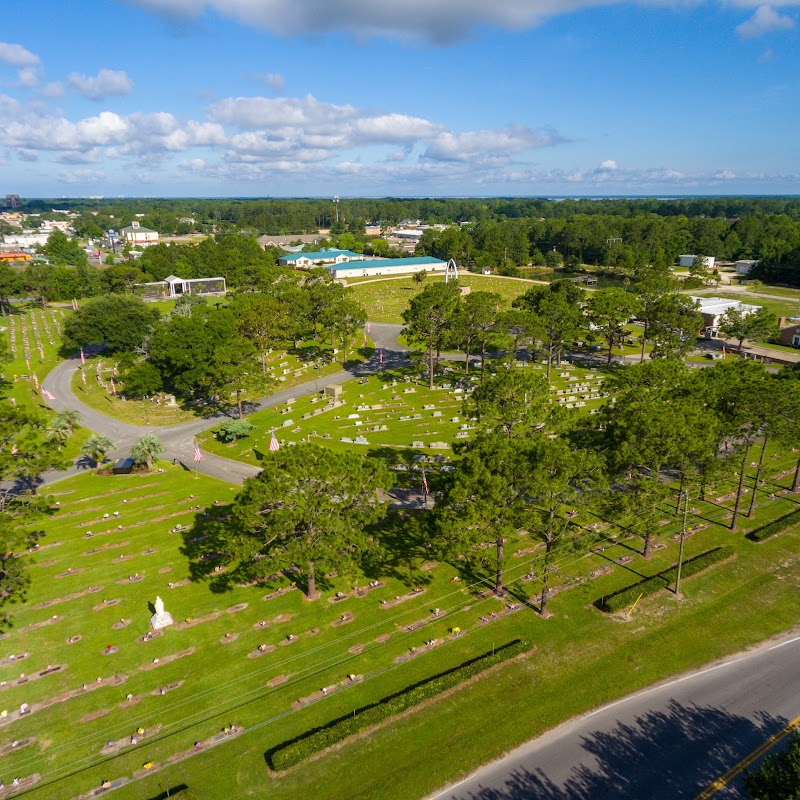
top-left (278, 249), bottom-right (363, 267)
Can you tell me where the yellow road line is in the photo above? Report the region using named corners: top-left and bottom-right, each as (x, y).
top-left (693, 714), bottom-right (800, 799)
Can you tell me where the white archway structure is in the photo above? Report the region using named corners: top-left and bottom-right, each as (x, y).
top-left (445, 258), bottom-right (459, 283)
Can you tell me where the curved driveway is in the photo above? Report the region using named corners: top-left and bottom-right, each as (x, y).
top-left (39, 324), bottom-right (407, 486)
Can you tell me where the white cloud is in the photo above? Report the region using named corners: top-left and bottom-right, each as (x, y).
top-left (736, 5), bottom-right (795, 37)
top-left (17, 67), bottom-right (40, 88)
top-left (0, 42), bottom-right (40, 67)
top-left (599, 159), bottom-right (618, 170)
top-left (208, 94), bottom-right (358, 129)
top-left (257, 72), bottom-right (285, 93)
top-left (41, 82), bottom-right (65, 98)
top-left (424, 125), bottom-right (563, 161)
top-left (67, 68), bottom-right (135, 100)
top-left (354, 114), bottom-right (443, 143)
top-left (124, 0), bottom-right (800, 43)
top-left (57, 168), bottom-right (106, 185)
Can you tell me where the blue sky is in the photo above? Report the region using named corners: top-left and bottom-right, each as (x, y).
top-left (1, 0), bottom-right (798, 197)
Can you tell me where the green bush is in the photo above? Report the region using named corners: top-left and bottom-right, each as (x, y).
top-left (268, 639), bottom-right (529, 771)
top-left (597, 547), bottom-right (736, 613)
top-left (748, 508), bottom-right (800, 543)
top-left (217, 419), bottom-right (255, 443)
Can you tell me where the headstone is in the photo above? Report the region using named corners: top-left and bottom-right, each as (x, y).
top-left (150, 596), bottom-right (173, 630)
top-left (164, 394), bottom-right (177, 407)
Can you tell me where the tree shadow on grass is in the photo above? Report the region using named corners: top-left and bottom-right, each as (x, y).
top-left (179, 504), bottom-right (240, 593)
top-left (361, 508), bottom-right (436, 587)
top-left (456, 700), bottom-right (786, 800)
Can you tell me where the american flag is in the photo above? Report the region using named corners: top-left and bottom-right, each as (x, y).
top-left (81, 369), bottom-right (86, 385)
top-left (367, 322), bottom-right (371, 333)
top-left (422, 470), bottom-right (429, 496)
top-left (110, 377), bottom-right (117, 396)
top-left (80, 349), bottom-right (85, 365)
top-left (379, 350), bottom-right (383, 365)
top-left (42, 388), bottom-right (55, 400)
top-left (268, 431), bottom-right (280, 452)
top-left (72, 299), bottom-right (78, 310)
top-left (33, 374), bottom-right (39, 390)
top-left (193, 439), bottom-right (202, 462)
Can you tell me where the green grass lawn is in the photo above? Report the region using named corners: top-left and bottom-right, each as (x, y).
top-left (350, 274), bottom-right (536, 324)
top-left (692, 290), bottom-right (799, 320)
top-left (747, 285), bottom-right (800, 301)
top-left (70, 336), bottom-right (372, 428)
top-left (6, 440), bottom-right (798, 800)
top-left (1, 303), bottom-right (89, 459)
top-left (198, 361), bottom-right (609, 468)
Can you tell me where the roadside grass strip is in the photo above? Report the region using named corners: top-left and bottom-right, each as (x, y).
top-left (596, 547), bottom-right (736, 613)
top-left (747, 508), bottom-right (800, 543)
top-left (268, 639), bottom-right (529, 771)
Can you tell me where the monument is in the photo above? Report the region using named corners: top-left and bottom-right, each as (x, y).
top-left (150, 596), bottom-right (174, 630)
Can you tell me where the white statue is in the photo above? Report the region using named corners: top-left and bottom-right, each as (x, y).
top-left (150, 595), bottom-right (173, 630)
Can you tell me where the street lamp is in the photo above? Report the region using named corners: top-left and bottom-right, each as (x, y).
top-left (314, 363), bottom-right (321, 393)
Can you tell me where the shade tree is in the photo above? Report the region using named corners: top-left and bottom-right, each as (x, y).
top-left (586, 288), bottom-right (642, 366)
top-left (519, 437), bottom-right (604, 615)
top-left (231, 444), bottom-right (390, 599)
top-left (451, 291), bottom-right (500, 381)
top-left (434, 434), bottom-right (526, 594)
top-left (464, 368), bottom-right (552, 439)
top-left (513, 280), bottom-right (585, 379)
top-left (402, 281), bottom-right (461, 389)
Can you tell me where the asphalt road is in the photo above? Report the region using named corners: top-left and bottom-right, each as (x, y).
top-left (428, 633), bottom-right (800, 800)
top-left (35, 324), bottom-right (409, 487)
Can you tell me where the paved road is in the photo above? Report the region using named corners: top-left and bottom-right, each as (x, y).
top-left (37, 324), bottom-right (409, 487)
top-left (428, 633), bottom-right (800, 800)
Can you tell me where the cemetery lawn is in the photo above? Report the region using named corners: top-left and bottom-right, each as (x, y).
top-left (69, 337), bottom-right (372, 428)
top-left (197, 362), bottom-right (609, 467)
top-left (350, 274), bottom-right (536, 324)
top-left (9, 444), bottom-right (800, 800)
top-left (3, 304), bottom-right (89, 459)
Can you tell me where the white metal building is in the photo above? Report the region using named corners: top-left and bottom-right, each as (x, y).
top-left (679, 254), bottom-right (716, 270)
top-left (327, 256), bottom-right (447, 279)
top-left (690, 296), bottom-right (760, 338)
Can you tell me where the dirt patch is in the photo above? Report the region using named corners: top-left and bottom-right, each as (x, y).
top-left (81, 708), bottom-right (110, 723)
top-left (93, 599), bottom-right (121, 611)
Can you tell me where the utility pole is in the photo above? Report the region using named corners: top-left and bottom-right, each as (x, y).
top-left (333, 196), bottom-right (339, 224)
top-left (675, 490), bottom-right (689, 595)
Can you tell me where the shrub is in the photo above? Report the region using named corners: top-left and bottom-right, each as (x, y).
top-left (268, 639), bottom-right (530, 771)
top-left (597, 546), bottom-right (736, 613)
top-left (748, 508), bottom-right (800, 543)
top-left (217, 420), bottom-right (255, 443)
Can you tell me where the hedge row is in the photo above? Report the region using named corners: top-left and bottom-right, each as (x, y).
top-left (597, 546), bottom-right (736, 613)
top-left (748, 508), bottom-right (800, 542)
top-left (268, 638), bottom-right (530, 771)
